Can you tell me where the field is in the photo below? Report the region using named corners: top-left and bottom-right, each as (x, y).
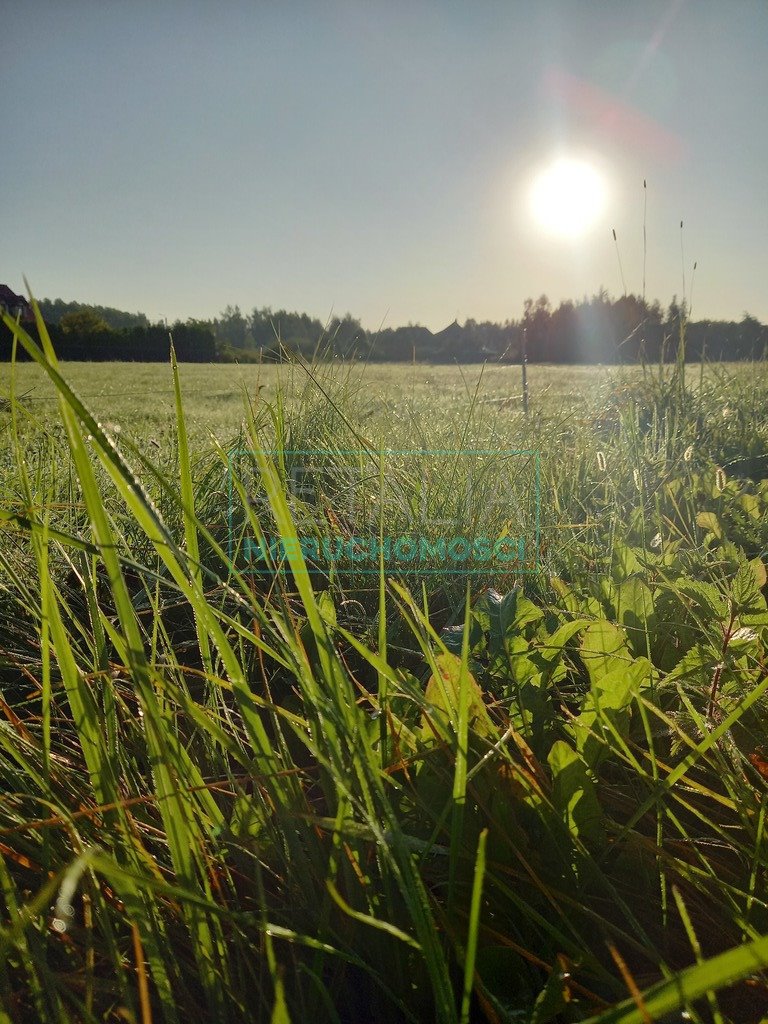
top-left (2, 322), bottom-right (768, 1023)
top-left (2, 360), bottom-right (629, 442)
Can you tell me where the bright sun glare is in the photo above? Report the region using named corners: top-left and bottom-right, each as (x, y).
top-left (529, 158), bottom-right (607, 238)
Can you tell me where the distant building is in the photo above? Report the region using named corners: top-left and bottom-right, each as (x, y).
top-left (0, 285), bottom-right (33, 323)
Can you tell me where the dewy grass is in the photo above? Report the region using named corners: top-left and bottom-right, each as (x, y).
top-left (1, 300), bottom-right (768, 1022)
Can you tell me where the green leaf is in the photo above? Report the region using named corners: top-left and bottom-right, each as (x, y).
top-left (422, 652), bottom-right (496, 743)
top-left (474, 588), bottom-right (543, 654)
top-left (676, 579), bottom-right (729, 622)
top-left (326, 880), bottom-right (421, 950)
top-left (732, 559), bottom-right (768, 631)
top-left (440, 620), bottom-right (482, 655)
top-left (548, 740), bottom-right (604, 846)
top-left (270, 973), bottom-right (292, 1024)
top-left (611, 542), bottom-right (644, 582)
top-left (696, 510), bottom-right (723, 539)
top-left (663, 642), bottom-right (719, 685)
top-left (580, 620), bottom-right (631, 687)
top-left (536, 618), bottom-right (592, 663)
top-left (570, 659), bottom-right (649, 769)
top-left (738, 492), bottom-right (761, 519)
top-left (171, 343), bottom-right (213, 677)
top-left (615, 577), bottom-right (654, 628)
top-left (499, 588), bottom-right (543, 634)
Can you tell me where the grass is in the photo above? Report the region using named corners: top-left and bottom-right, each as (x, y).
top-left (0, 358), bottom-right (694, 448)
top-left (1, 305), bottom-right (768, 1022)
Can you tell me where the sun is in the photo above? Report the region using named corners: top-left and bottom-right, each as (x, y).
top-left (528, 157), bottom-right (608, 238)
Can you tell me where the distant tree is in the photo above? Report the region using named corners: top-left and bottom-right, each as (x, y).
top-left (214, 305), bottom-right (251, 348)
top-left (248, 306), bottom-right (328, 358)
top-left (738, 313), bottom-right (766, 360)
top-left (663, 296), bottom-right (688, 359)
top-left (38, 298), bottom-right (149, 330)
top-left (665, 295), bottom-right (688, 330)
top-left (523, 295), bottom-right (553, 361)
top-left (327, 314), bottom-right (368, 357)
top-left (550, 300), bottom-right (577, 362)
top-left (59, 309), bottom-right (112, 334)
top-left (370, 324), bottom-right (432, 361)
top-left (169, 321), bottom-right (216, 362)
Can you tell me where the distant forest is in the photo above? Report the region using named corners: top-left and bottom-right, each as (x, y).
top-left (2, 292), bottom-right (766, 363)
top-left (2, 299), bottom-right (214, 363)
top-left (213, 294), bottom-right (765, 363)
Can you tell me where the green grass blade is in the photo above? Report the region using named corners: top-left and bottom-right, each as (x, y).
top-left (460, 827), bottom-right (487, 1024)
top-left (584, 931), bottom-right (768, 1024)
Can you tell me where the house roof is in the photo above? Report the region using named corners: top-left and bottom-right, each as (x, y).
top-left (0, 285), bottom-right (30, 307)
top-left (431, 319), bottom-right (462, 341)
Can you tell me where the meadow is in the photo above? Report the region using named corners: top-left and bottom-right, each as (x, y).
top-left (1, 317), bottom-right (768, 1023)
top-left (2, 360), bottom-right (627, 446)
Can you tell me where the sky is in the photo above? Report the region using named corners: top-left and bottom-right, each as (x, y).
top-left (2, 0), bottom-right (767, 330)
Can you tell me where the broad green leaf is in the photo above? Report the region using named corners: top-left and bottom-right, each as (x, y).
top-left (548, 740), bottom-right (604, 846)
top-left (751, 556), bottom-right (767, 588)
top-left (738, 492), bottom-right (761, 519)
top-left (580, 620), bottom-right (631, 687)
top-left (615, 577), bottom-right (654, 628)
top-left (422, 652), bottom-right (496, 742)
top-left (695, 510), bottom-right (723, 539)
top-left (570, 659), bottom-right (649, 769)
top-left (474, 588), bottom-right (543, 654)
top-left (732, 557), bottom-right (768, 630)
top-left (663, 642), bottom-right (718, 685)
top-left (611, 542), bottom-right (643, 581)
top-left (676, 579), bottom-right (729, 622)
top-left (536, 618), bottom-right (591, 662)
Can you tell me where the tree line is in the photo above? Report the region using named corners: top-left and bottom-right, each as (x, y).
top-left (2, 292), bottom-right (766, 363)
top-left (1, 305), bottom-right (215, 362)
top-left (214, 294), bottom-right (767, 363)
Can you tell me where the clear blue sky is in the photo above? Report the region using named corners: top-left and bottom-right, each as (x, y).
top-left (3, 1), bottom-right (766, 329)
